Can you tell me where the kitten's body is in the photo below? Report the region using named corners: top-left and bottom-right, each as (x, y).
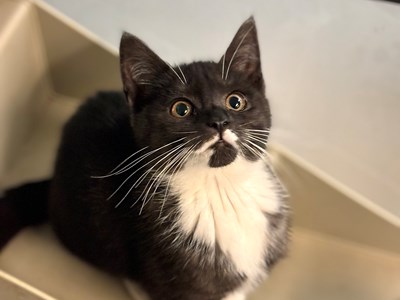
top-left (48, 18), bottom-right (290, 299)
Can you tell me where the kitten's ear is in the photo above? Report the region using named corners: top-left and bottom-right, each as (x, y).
top-left (220, 17), bottom-right (262, 81)
top-left (120, 32), bottom-right (167, 105)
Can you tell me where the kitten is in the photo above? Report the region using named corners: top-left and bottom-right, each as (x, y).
top-left (3, 17), bottom-right (290, 300)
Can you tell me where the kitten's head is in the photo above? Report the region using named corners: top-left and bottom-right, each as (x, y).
top-left (120, 17), bottom-right (270, 169)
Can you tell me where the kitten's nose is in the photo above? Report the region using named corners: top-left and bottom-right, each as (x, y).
top-left (205, 108), bottom-right (231, 135)
top-left (207, 121), bottom-right (229, 132)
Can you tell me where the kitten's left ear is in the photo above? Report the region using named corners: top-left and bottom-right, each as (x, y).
top-left (220, 17), bottom-right (262, 82)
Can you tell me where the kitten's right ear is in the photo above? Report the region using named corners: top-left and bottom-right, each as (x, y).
top-left (120, 32), bottom-right (167, 105)
top-left (220, 17), bottom-right (262, 83)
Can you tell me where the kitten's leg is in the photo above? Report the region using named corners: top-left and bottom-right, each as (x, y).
top-left (222, 291), bottom-right (246, 300)
top-left (122, 279), bottom-right (151, 300)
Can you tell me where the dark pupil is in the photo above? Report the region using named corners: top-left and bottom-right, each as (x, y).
top-left (175, 103), bottom-right (189, 116)
top-left (229, 96), bottom-right (241, 109)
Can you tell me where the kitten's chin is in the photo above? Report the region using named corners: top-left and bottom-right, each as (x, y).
top-left (208, 142), bottom-right (238, 168)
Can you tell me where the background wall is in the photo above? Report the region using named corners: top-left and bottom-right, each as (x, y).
top-left (42, 0), bottom-right (400, 225)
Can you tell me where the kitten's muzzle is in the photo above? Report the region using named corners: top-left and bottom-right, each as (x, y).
top-left (207, 121), bottom-right (230, 139)
top-left (205, 107), bottom-right (231, 138)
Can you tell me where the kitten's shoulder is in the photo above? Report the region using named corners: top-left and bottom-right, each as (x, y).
top-left (61, 91), bottom-right (131, 143)
top-left (57, 91), bottom-right (133, 172)
top-left (67, 91), bottom-right (128, 129)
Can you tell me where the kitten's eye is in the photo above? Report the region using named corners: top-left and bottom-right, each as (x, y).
top-left (225, 93), bottom-right (247, 111)
top-left (171, 100), bottom-right (192, 118)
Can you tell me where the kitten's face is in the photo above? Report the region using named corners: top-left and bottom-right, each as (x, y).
top-left (120, 17), bottom-right (270, 169)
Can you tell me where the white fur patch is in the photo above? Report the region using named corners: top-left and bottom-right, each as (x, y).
top-left (195, 129), bottom-right (239, 154)
top-left (170, 138), bottom-right (281, 283)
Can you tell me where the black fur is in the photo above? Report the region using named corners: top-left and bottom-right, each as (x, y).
top-left (0, 180), bottom-right (49, 248)
top-left (2, 17), bottom-right (289, 299)
top-left (49, 91), bottom-right (250, 299)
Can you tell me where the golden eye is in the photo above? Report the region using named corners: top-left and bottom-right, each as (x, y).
top-left (225, 93), bottom-right (247, 111)
top-left (171, 100), bottom-right (192, 118)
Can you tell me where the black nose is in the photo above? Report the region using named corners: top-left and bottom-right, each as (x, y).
top-left (205, 107), bottom-right (231, 134)
top-left (207, 121), bottom-right (229, 132)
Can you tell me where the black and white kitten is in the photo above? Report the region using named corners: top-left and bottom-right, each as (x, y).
top-left (49, 17), bottom-right (289, 300)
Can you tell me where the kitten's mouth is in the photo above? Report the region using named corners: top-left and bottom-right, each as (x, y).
top-left (216, 138), bottom-right (229, 145)
top-left (194, 130), bottom-right (239, 168)
top-left (213, 138), bottom-right (231, 148)
top-left (208, 137), bottom-right (238, 168)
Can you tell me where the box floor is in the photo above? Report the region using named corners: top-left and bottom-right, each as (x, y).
top-left (1, 224), bottom-right (400, 300)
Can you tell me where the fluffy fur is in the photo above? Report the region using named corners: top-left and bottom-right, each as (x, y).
top-left (45, 17), bottom-right (290, 300)
top-left (173, 151), bottom-right (281, 281)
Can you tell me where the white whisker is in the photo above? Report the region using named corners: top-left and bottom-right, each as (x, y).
top-left (110, 140), bottom-right (189, 205)
top-left (96, 138), bottom-right (186, 178)
top-left (129, 145), bottom-right (187, 209)
top-left (244, 138), bottom-right (267, 156)
top-left (112, 151), bottom-right (155, 176)
top-left (237, 121), bottom-right (257, 128)
top-left (221, 53), bottom-right (226, 79)
top-left (138, 149), bottom-right (188, 214)
top-left (246, 134), bottom-right (268, 145)
top-left (158, 141), bottom-right (200, 218)
top-left (166, 62), bottom-right (185, 85)
top-left (138, 137), bottom-right (200, 213)
top-left (135, 137), bottom-right (197, 203)
top-left (177, 65), bottom-right (188, 84)
top-left (244, 128), bottom-right (270, 133)
top-left (240, 140), bottom-right (264, 161)
top-left (113, 143), bottom-right (186, 208)
top-left (247, 133), bottom-right (269, 140)
top-left (91, 146), bottom-right (149, 178)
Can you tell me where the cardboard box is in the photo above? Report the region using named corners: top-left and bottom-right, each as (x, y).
top-left (0, 1), bottom-right (399, 299)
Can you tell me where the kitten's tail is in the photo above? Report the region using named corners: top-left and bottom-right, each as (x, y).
top-left (0, 180), bottom-right (50, 249)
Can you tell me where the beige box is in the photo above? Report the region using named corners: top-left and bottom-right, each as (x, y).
top-left (0, 1), bottom-right (399, 299)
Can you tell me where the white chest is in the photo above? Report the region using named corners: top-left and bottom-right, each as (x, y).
top-left (170, 156), bottom-right (281, 280)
